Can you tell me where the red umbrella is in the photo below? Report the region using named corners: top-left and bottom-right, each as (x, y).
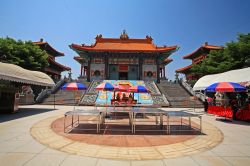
top-left (114, 85), bottom-right (128, 92)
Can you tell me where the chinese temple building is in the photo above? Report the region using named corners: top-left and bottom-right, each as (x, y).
top-left (176, 42), bottom-right (223, 81)
top-left (34, 39), bottom-right (71, 81)
top-left (70, 31), bottom-right (178, 83)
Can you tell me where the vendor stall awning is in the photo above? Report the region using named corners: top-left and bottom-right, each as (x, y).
top-left (193, 67), bottom-right (250, 91)
top-left (0, 62), bottom-right (55, 86)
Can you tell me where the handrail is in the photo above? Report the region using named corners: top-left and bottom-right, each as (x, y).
top-left (180, 79), bottom-right (194, 95)
top-left (36, 78), bottom-right (67, 103)
top-left (180, 79), bottom-right (205, 102)
top-left (195, 91), bottom-right (206, 102)
top-left (35, 88), bottom-right (50, 103)
top-left (51, 78), bottom-right (67, 94)
top-left (79, 80), bottom-right (101, 104)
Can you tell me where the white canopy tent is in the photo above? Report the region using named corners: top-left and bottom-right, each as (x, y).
top-left (193, 67), bottom-right (250, 91)
top-left (0, 62), bottom-right (55, 86)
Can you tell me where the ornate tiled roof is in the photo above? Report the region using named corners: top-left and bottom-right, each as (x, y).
top-left (70, 32), bottom-right (178, 53)
top-left (176, 65), bottom-right (192, 73)
top-left (34, 39), bottom-right (64, 57)
top-left (48, 57), bottom-right (71, 71)
top-left (183, 42), bottom-right (223, 59)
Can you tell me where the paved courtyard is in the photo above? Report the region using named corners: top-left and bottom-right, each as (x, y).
top-left (0, 105), bottom-right (250, 166)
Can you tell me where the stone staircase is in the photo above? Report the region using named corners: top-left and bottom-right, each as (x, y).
top-left (41, 90), bottom-right (85, 105)
top-left (79, 80), bottom-right (102, 105)
top-left (144, 81), bottom-right (170, 107)
top-left (36, 78), bottom-right (68, 103)
top-left (39, 79), bottom-right (90, 106)
top-left (157, 80), bottom-right (204, 108)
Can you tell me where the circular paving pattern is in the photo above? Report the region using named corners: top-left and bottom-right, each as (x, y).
top-left (30, 115), bottom-right (223, 160)
top-left (51, 116), bottom-right (197, 147)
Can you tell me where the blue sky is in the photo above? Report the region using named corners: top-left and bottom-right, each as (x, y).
top-left (1, 0), bottom-right (250, 80)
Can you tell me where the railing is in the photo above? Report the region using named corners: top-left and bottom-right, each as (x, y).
top-left (35, 88), bottom-right (51, 103)
top-left (79, 80), bottom-right (101, 104)
top-left (51, 78), bottom-right (67, 94)
top-left (145, 81), bottom-right (161, 95)
top-left (180, 79), bottom-right (206, 102)
top-left (145, 81), bottom-right (170, 106)
top-left (35, 78), bottom-right (67, 103)
top-left (195, 91), bottom-right (206, 102)
top-left (180, 79), bottom-right (194, 95)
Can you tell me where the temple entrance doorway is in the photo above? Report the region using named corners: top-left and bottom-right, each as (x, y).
top-left (119, 72), bottom-right (128, 80)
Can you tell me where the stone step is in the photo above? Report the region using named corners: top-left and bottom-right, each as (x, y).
top-left (157, 82), bottom-right (203, 108)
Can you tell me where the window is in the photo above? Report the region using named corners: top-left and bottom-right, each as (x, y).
top-left (146, 71), bottom-right (153, 77)
top-left (94, 70), bottom-right (101, 76)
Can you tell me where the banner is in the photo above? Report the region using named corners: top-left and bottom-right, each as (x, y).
top-left (119, 65), bottom-right (128, 72)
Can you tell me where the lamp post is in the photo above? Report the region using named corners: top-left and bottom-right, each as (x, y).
top-left (175, 72), bottom-right (179, 83)
top-left (68, 70), bottom-right (72, 81)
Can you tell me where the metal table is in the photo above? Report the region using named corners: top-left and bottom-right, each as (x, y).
top-left (130, 107), bottom-right (167, 134)
top-left (64, 109), bottom-right (101, 133)
top-left (96, 106), bottom-right (168, 134)
top-left (97, 106), bottom-right (134, 133)
top-left (165, 111), bottom-right (202, 134)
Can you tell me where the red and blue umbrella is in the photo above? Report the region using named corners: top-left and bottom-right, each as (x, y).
top-left (205, 82), bottom-right (247, 92)
top-left (60, 82), bottom-right (87, 110)
top-left (128, 85), bottom-right (150, 93)
top-left (96, 82), bottom-right (116, 106)
top-left (128, 85), bottom-right (150, 104)
top-left (61, 82), bottom-right (87, 91)
top-left (96, 82), bottom-right (115, 91)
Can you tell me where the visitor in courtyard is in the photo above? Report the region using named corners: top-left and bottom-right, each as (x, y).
top-left (204, 99), bottom-right (208, 112)
top-left (122, 93), bottom-right (128, 101)
top-left (116, 93), bottom-right (121, 101)
top-left (129, 93), bottom-right (133, 100)
top-left (206, 96), bottom-right (213, 105)
top-left (128, 93), bottom-right (133, 103)
top-left (230, 98), bottom-right (238, 120)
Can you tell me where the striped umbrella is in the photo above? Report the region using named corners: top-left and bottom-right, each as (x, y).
top-left (96, 82), bottom-right (115, 106)
top-left (61, 82), bottom-right (87, 90)
top-left (96, 82), bottom-right (115, 91)
top-left (205, 82), bottom-right (247, 92)
top-left (61, 82), bottom-right (87, 110)
top-left (128, 85), bottom-right (150, 104)
top-left (128, 85), bottom-right (150, 93)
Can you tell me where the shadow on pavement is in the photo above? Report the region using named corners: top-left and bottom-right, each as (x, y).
top-left (0, 107), bottom-right (55, 123)
top-left (215, 118), bottom-right (250, 126)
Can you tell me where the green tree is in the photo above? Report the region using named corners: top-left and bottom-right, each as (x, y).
top-left (0, 37), bottom-right (48, 70)
top-left (191, 33), bottom-right (250, 75)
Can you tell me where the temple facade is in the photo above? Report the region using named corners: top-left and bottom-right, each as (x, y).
top-left (71, 31), bottom-right (178, 83)
top-left (34, 39), bottom-right (71, 81)
top-left (176, 42), bottom-right (223, 81)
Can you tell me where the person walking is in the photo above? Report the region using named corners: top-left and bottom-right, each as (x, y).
top-left (204, 99), bottom-right (209, 112)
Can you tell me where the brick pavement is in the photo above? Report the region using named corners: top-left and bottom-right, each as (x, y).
top-left (1, 105), bottom-right (250, 166)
